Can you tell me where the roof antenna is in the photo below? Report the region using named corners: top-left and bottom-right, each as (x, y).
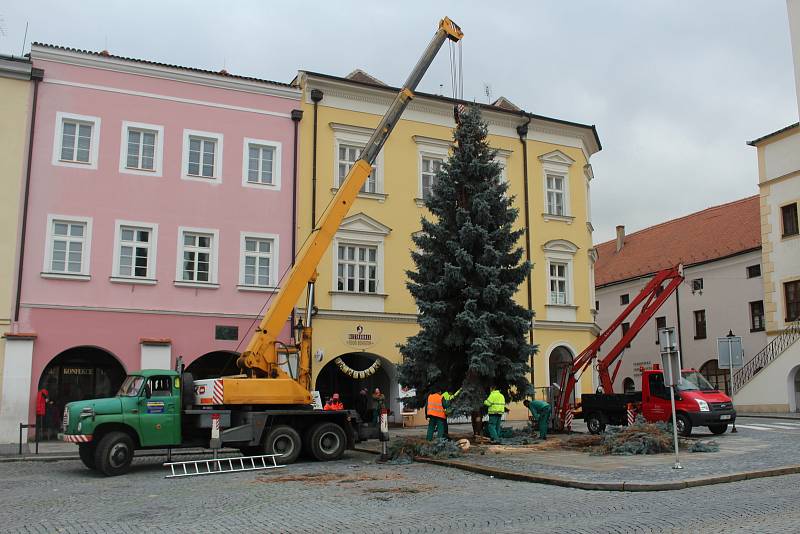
top-left (483, 83), bottom-right (492, 104)
top-left (20, 21), bottom-right (28, 57)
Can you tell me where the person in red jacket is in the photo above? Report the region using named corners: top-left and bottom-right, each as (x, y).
top-left (36, 388), bottom-right (53, 440)
top-left (324, 393), bottom-right (344, 411)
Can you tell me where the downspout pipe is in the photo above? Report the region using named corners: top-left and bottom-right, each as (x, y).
top-left (516, 117), bottom-right (534, 346)
top-left (310, 89), bottom-right (324, 228)
top-left (290, 108), bottom-right (303, 337)
top-left (675, 283), bottom-right (683, 368)
top-left (14, 67), bottom-right (44, 323)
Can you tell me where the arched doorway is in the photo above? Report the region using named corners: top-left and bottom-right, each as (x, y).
top-left (185, 351), bottom-right (240, 380)
top-left (700, 359), bottom-right (729, 394)
top-left (622, 377), bottom-right (635, 393)
top-left (38, 346), bottom-right (126, 439)
top-left (315, 353), bottom-right (397, 422)
top-left (788, 365), bottom-right (800, 413)
top-left (549, 345), bottom-right (575, 403)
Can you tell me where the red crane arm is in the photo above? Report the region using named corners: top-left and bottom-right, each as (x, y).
top-left (555, 265), bottom-right (684, 428)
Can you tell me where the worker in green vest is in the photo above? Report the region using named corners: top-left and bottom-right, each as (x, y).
top-left (483, 387), bottom-right (506, 443)
top-left (523, 398), bottom-right (552, 439)
top-left (441, 388), bottom-right (461, 438)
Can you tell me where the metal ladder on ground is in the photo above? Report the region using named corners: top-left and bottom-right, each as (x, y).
top-left (164, 454), bottom-right (285, 478)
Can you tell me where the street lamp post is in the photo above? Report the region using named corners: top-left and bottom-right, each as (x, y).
top-left (726, 330), bottom-right (738, 434)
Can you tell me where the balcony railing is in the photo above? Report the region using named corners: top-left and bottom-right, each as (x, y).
top-left (733, 320), bottom-right (800, 393)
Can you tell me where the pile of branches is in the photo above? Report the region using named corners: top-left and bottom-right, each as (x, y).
top-left (387, 438), bottom-right (463, 464)
top-left (564, 420), bottom-right (720, 456)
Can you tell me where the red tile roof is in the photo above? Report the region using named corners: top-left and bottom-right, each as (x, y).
top-left (595, 196), bottom-right (761, 287)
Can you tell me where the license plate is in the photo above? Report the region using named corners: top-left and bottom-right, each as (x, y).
top-left (720, 415), bottom-right (731, 420)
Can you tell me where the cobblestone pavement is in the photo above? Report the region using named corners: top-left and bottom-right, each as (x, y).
top-left (2, 448), bottom-right (800, 533)
top-left (369, 416), bottom-right (800, 484)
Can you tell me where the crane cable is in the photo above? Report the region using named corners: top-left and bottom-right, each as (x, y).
top-left (449, 39), bottom-right (464, 123)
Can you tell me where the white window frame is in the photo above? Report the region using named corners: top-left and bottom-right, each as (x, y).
top-left (111, 220), bottom-right (159, 284)
top-left (335, 242), bottom-right (380, 294)
top-left (119, 121), bottom-right (164, 177)
top-left (548, 261), bottom-right (569, 305)
top-left (42, 214), bottom-right (93, 280)
top-left (182, 129), bottom-right (223, 183)
top-left (51, 112), bottom-right (101, 170)
top-left (539, 150), bottom-right (575, 223)
top-left (545, 173), bottom-right (567, 216)
top-left (494, 148), bottom-right (512, 184)
top-left (543, 239), bottom-right (578, 308)
top-left (238, 231), bottom-right (279, 291)
top-left (241, 138), bottom-right (282, 190)
top-left (330, 123), bottom-right (385, 200)
top-left (413, 136), bottom-right (451, 205)
top-left (175, 226), bottom-right (220, 288)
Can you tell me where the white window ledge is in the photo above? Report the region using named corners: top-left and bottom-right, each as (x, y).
top-left (110, 276), bottom-right (157, 285)
top-left (329, 290), bottom-right (388, 299)
top-left (542, 213), bottom-right (575, 224)
top-left (174, 281), bottom-right (220, 289)
top-left (330, 187), bottom-right (387, 203)
top-left (546, 303), bottom-right (578, 309)
top-left (414, 197), bottom-right (432, 207)
top-left (41, 272), bottom-right (91, 281)
top-left (237, 285), bottom-right (279, 293)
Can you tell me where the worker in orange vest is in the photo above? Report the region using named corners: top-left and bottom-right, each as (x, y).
top-left (426, 386), bottom-right (447, 441)
top-left (324, 393), bottom-right (344, 411)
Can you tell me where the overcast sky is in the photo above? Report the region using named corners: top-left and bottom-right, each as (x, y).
top-left (2, 1), bottom-right (797, 243)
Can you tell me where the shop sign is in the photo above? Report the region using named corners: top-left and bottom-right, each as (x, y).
top-left (63, 367), bottom-right (93, 375)
top-left (342, 325), bottom-right (376, 348)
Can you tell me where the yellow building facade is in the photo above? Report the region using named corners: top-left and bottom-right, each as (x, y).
top-left (0, 57), bottom-right (37, 410)
top-left (295, 71), bottom-right (601, 424)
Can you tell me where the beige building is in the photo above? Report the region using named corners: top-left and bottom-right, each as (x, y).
top-left (734, 0), bottom-right (800, 412)
top-left (0, 55), bottom-right (39, 444)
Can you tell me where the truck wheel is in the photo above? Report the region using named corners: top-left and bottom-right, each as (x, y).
top-left (78, 443), bottom-right (97, 470)
top-left (676, 414), bottom-right (692, 437)
top-left (308, 422), bottom-right (346, 461)
top-left (708, 424), bottom-right (728, 435)
top-left (94, 432), bottom-right (134, 476)
top-left (264, 425), bottom-right (301, 464)
top-left (586, 413), bottom-right (606, 435)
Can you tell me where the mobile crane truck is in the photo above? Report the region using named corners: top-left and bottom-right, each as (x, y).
top-left (553, 265), bottom-right (736, 437)
top-left (59, 17), bottom-right (464, 476)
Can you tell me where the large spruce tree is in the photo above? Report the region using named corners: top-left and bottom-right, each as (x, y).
top-left (398, 105), bottom-right (536, 413)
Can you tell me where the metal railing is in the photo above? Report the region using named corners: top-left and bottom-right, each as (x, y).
top-left (733, 320), bottom-right (800, 393)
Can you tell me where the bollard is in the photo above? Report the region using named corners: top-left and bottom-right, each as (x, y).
top-left (626, 403), bottom-right (635, 426)
top-left (210, 413), bottom-right (221, 461)
top-left (565, 409), bottom-right (574, 432)
top-left (379, 408), bottom-right (389, 462)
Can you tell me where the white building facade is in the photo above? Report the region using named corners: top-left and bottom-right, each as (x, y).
top-left (594, 197), bottom-right (764, 395)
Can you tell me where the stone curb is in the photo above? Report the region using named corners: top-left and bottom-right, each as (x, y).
top-left (354, 447), bottom-right (800, 492)
top-left (738, 414), bottom-right (800, 421)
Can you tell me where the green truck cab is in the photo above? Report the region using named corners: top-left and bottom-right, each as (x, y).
top-left (61, 370), bottom-right (183, 475)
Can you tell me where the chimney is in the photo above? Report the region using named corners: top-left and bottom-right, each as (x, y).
top-left (615, 225), bottom-right (625, 253)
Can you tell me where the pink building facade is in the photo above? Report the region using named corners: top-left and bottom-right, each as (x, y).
top-left (1, 44), bottom-right (302, 443)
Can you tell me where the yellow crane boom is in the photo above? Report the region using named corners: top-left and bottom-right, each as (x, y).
top-left (222, 17), bottom-right (463, 405)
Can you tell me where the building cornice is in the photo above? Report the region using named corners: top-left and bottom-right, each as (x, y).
top-left (31, 45), bottom-right (301, 101)
top-left (301, 72), bottom-right (601, 158)
top-left (0, 56), bottom-right (34, 80)
top-left (297, 308), bottom-right (419, 323)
